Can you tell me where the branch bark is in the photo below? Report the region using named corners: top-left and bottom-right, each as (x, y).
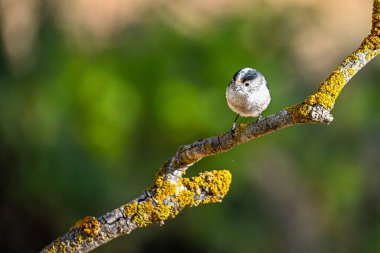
top-left (41, 1), bottom-right (380, 252)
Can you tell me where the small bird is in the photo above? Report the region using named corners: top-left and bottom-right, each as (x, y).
top-left (226, 67), bottom-right (271, 130)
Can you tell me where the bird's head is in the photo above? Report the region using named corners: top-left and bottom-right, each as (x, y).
top-left (229, 67), bottom-right (266, 94)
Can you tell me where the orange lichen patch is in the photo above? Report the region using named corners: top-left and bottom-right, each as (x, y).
top-left (44, 239), bottom-right (69, 253)
top-left (347, 68), bottom-right (356, 76)
top-left (154, 174), bottom-right (165, 187)
top-left (202, 170), bottom-right (232, 198)
top-left (287, 70), bottom-right (345, 123)
top-left (234, 123), bottom-right (249, 137)
top-left (152, 202), bottom-right (173, 221)
top-left (182, 176), bottom-right (201, 195)
top-left (364, 36), bottom-right (380, 51)
top-left (129, 199), bottom-right (154, 227)
top-left (75, 216), bottom-right (100, 237)
top-left (174, 189), bottom-right (195, 209)
top-left (154, 175), bottom-right (177, 202)
top-left (43, 245), bottom-right (56, 253)
top-left (288, 68), bottom-right (348, 123)
top-left (129, 199), bottom-right (173, 227)
top-left (125, 170), bottom-right (231, 228)
top-left (125, 175), bottom-right (185, 227)
top-left (288, 32), bottom-right (380, 124)
top-left (315, 70), bottom-right (345, 109)
top-left (372, 35), bottom-right (380, 50)
top-left (287, 103), bottom-right (311, 123)
top-left (182, 170), bottom-right (232, 203)
top-left (124, 201), bottom-right (138, 217)
top-left (202, 195), bottom-right (221, 204)
top-left (373, 0), bottom-right (380, 36)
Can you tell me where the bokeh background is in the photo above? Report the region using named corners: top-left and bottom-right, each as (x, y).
top-left (1, 0), bottom-right (380, 252)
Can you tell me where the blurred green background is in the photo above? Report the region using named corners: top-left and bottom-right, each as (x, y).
top-left (1, 0), bottom-right (380, 252)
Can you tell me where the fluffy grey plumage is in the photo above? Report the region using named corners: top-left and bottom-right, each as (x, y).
top-left (226, 67), bottom-right (271, 129)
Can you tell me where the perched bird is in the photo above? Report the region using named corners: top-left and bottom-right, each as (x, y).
top-left (226, 67), bottom-right (271, 130)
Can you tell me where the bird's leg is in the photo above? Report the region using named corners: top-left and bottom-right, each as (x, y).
top-left (231, 114), bottom-right (240, 131)
top-left (256, 114), bottom-right (263, 123)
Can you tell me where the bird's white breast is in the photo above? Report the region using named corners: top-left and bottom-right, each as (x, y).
top-left (226, 84), bottom-right (270, 117)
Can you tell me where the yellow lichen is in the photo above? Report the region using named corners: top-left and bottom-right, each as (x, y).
top-left (234, 123), bottom-right (249, 137)
top-left (76, 234), bottom-right (84, 244)
top-left (287, 31), bottom-right (380, 123)
top-left (125, 175), bottom-right (183, 227)
top-left (152, 202), bottom-right (173, 221)
top-left (203, 170), bottom-right (232, 197)
top-left (154, 175), bottom-right (164, 188)
top-left (174, 190), bottom-right (195, 209)
top-left (316, 71), bottom-right (345, 109)
top-left (286, 103), bottom-right (310, 123)
top-left (287, 70), bottom-right (346, 122)
top-left (202, 196), bottom-right (223, 204)
top-left (366, 50), bottom-right (377, 59)
top-left (361, 36), bottom-right (380, 52)
top-left (75, 216), bottom-right (100, 237)
top-left (129, 199), bottom-right (154, 227)
top-left (124, 201), bottom-right (138, 217)
top-left (347, 68), bottom-right (356, 76)
top-left (154, 175), bottom-right (177, 202)
top-left (182, 170), bottom-right (232, 204)
top-left (182, 176), bottom-right (201, 195)
top-left (44, 230), bottom-right (87, 253)
top-left (373, 0), bottom-right (380, 36)
top-left (49, 239), bottom-right (67, 253)
top-left (129, 199), bottom-right (173, 227)
top-left (125, 170), bottom-right (231, 228)
top-left (43, 245), bottom-right (56, 253)
top-left (302, 34), bottom-right (380, 117)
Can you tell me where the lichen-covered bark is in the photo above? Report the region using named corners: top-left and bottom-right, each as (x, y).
top-left (288, 0), bottom-right (380, 123)
top-left (373, 0), bottom-right (380, 36)
top-left (40, 1), bottom-right (380, 252)
top-left (41, 170), bottom-right (231, 253)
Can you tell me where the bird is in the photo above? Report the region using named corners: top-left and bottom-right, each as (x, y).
top-left (226, 67), bottom-right (271, 131)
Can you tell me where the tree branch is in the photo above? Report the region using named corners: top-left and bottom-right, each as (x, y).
top-left (40, 1), bottom-right (380, 252)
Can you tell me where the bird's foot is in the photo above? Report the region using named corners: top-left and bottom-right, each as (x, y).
top-left (230, 114), bottom-right (240, 133)
top-left (256, 114), bottom-right (263, 123)
top-left (231, 122), bottom-right (236, 131)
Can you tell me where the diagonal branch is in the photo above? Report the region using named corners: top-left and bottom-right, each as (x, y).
top-left (40, 1), bottom-right (380, 252)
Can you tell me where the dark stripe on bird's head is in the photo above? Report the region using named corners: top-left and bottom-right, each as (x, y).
top-left (241, 69), bottom-right (258, 83)
top-left (232, 68), bottom-right (244, 81)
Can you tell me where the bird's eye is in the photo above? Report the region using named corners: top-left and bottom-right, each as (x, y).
top-left (244, 82), bottom-right (249, 87)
